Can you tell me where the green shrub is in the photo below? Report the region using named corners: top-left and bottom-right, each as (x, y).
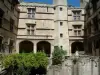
top-left (35, 52), bottom-right (48, 68)
top-left (2, 52), bottom-right (48, 75)
top-left (52, 46), bottom-right (66, 65)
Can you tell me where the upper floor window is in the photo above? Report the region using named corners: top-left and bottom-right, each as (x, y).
top-left (60, 7), bottom-right (63, 11)
top-left (10, 18), bottom-right (14, 32)
top-left (47, 7), bottom-right (48, 12)
top-left (73, 25), bottom-right (82, 36)
top-left (60, 22), bottom-right (63, 26)
top-left (11, 0), bottom-right (17, 12)
top-left (54, 7), bottom-right (56, 10)
top-left (60, 33), bottom-right (63, 38)
top-left (27, 8), bottom-right (36, 18)
top-left (73, 10), bottom-right (81, 20)
top-left (26, 24), bottom-right (35, 35)
top-left (11, 5), bottom-right (14, 12)
top-left (0, 8), bottom-right (4, 28)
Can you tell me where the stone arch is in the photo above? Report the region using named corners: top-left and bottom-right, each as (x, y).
top-left (71, 42), bottom-right (84, 53)
top-left (37, 41), bottom-right (51, 56)
top-left (19, 40), bottom-right (33, 53)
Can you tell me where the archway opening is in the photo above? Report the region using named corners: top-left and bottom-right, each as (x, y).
top-left (37, 41), bottom-right (51, 56)
top-left (71, 42), bottom-right (84, 53)
top-left (19, 41), bottom-right (33, 53)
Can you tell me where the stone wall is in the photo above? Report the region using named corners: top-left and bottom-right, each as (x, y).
top-left (47, 56), bottom-right (100, 75)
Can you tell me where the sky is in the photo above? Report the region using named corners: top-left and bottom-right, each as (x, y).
top-left (23, 0), bottom-right (80, 7)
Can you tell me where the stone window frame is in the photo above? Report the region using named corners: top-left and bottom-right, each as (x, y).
top-left (73, 25), bottom-right (82, 36)
top-left (72, 10), bottom-right (81, 21)
top-left (26, 24), bottom-right (36, 35)
top-left (27, 8), bottom-right (36, 19)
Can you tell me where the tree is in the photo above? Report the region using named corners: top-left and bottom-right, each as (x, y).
top-left (52, 46), bottom-right (66, 65)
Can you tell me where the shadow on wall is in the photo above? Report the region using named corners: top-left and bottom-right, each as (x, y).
top-left (30, 66), bottom-right (46, 75)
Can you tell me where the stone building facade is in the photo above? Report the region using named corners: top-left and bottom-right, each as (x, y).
top-left (16, 0), bottom-right (85, 56)
top-left (0, 0), bottom-right (19, 54)
top-left (68, 7), bottom-right (85, 55)
top-left (84, 0), bottom-right (100, 56)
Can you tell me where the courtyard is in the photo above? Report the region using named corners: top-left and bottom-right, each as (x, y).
top-left (0, 0), bottom-right (100, 75)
